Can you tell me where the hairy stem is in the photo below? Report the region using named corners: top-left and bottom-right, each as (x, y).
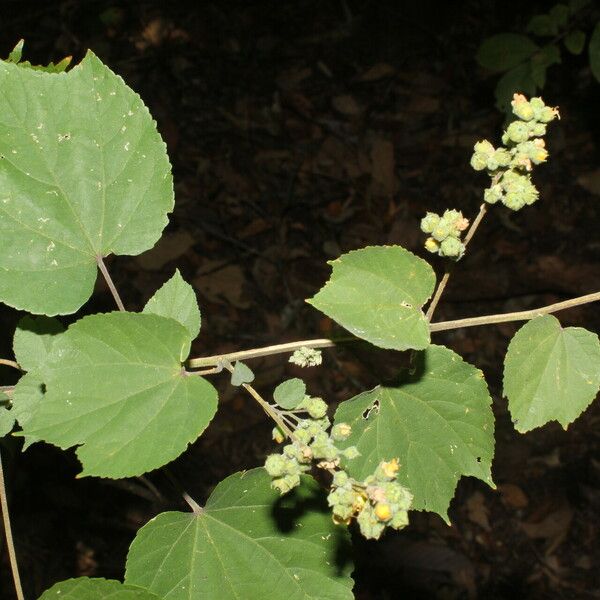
top-left (425, 203), bottom-right (488, 321)
top-left (0, 448), bottom-right (25, 600)
top-left (187, 289), bottom-right (600, 367)
top-left (96, 256), bottom-right (125, 312)
top-left (0, 360), bottom-right (20, 371)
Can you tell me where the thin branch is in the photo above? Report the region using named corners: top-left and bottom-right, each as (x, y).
top-left (96, 256), bottom-right (125, 311)
top-left (187, 290), bottom-right (600, 366)
top-left (0, 360), bottom-right (20, 371)
top-left (221, 362), bottom-right (295, 439)
top-left (429, 290), bottom-right (600, 333)
top-left (426, 203), bottom-right (488, 321)
top-left (0, 447), bottom-right (25, 600)
top-left (187, 338), bottom-right (350, 369)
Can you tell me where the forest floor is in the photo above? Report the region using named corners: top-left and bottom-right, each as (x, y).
top-left (1, 1), bottom-right (600, 598)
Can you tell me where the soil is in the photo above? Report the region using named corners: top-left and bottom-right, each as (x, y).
top-left (1, 1), bottom-right (599, 598)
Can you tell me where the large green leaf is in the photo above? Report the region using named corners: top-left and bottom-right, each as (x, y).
top-left (503, 315), bottom-right (600, 432)
top-left (39, 577), bottom-right (160, 599)
top-left (13, 315), bottom-right (64, 372)
top-left (18, 312), bottom-right (218, 478)
top-left (476, 34), bottom-right (539, 72)
top-left (307, 245), bottom-right (435, 351)
top-left (590, 21), bottom-right (600, 82)
top-left (143, 269), bottom-right (200, 340)
top-left (125, 469), bottom-right (354, 600)
top-left (0, 393), bottom-right (14, 437)
top-left (333, 345), bottom-right (495, 521)
top-left (0, 51), bottom-right (173, 315)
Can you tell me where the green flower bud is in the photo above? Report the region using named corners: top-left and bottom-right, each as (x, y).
top-left (473, 140), bottom-right (495, 157)
top-left (511, 93), bottom-right (535, 121)
top-left (503, 192), bottom-right (527, 211)
top-left (440, 237), bottom-right (464, 259)
top-left (357, 505), bottom-right (386, 540)
top-left (390, 510), bottom-right (410, 530)
top-left (538, 105), bottom-right (559, 123)
top-left (331, 423), bottom-right (352, 441)
top-left (342, 446), bottom-right (361, 460)
top-left (484, 184), bottom-right (503, 204)
top-left (527, 121), bottom-right (546, 137)
top-left (289, 346), bottom-right (322, 367)
top-left (486, 156), bottom-right (499, 171)
top-left (470, 151), bottom-right (488, 171)
top-left (431, 221), bottom-right (454, 242)
top-left (420, 212), bottom-right (440, 234)
top-left (506, 121), bottom-right (529, 143)
top-left (272, 426), bottom-right (285, 444)
top-left (492, 148), bottom-right (511, 167)
top-left (424, 237), bottom-right (439, 253)
top-left (265, 454), bottom-right (287, 477)
top-left (307, 397), bottom-right (328, 419)
top-left (332, 470), bottom-right (350, 487)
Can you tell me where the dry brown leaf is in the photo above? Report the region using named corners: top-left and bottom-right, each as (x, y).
top-left (357, 63), bottom-right (395, 81)
top-left (521, 506), bottom-right (573, 555)
top-left (135, 231), bottom-right (195, 271)
top-left (577, 169), bottom-right (600, 196)
top-left (498, 483), bottom-right (529, 509)
top-left (331, 94), bottom-right (362, 116)
top-left (370, 137), bottom-right (396, 197)
top-left (466, 491), bottom-right (491, 531)
top-left (194, 262), bottom-right (250, 309)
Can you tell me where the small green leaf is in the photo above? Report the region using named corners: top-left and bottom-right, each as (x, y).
top-left (0, 51), bottom-right (173, 315)
top-left (307, 245), bottom-right (435, 351)
top-left (564, 29), bottom-right (586, 55)
top-left (143, 269), bottom-right (200, 340)
top-left (476, 34), bottom-right (539, 72)
top-left (503, 315), bottom-right (600, 432)
top-left (589, 21), bottom-right (600, 82)
top-left (125, 469), bottom-right (354, 600)
top-left (13, 315), bottom-right (64, 372)
top-left (18, 312), bottom-right (218, 478)
top-left (274, 377), bottom-right (306, 409)
top-left (549, 4), bottom-right (570, 28)
top-left (39, 577), bottom-right (161, 599)
top-left (527, 15), bottom-right (558, 37)
top-left (495, 63), bottom-right (537, 113)
top-left (7, 40), bottom-right (24, 63)
top-left (230, 361), bottom-right (255, 386)
top-left (333, 345), bottom-right (495, 522)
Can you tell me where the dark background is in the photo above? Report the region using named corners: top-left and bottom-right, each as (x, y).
top-left (1, 1), bottom-right (600, 598)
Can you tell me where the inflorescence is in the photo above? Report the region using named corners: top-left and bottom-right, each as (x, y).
top-left (421, 93), bottom-right (559, 260)
top-left (264, 390), bottom-right (413, 540)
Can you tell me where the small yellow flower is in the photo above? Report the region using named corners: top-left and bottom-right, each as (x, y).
top-left (381, 458), bottom-right (400, 478)
top-left (374, 503), bottom-right (393, 521)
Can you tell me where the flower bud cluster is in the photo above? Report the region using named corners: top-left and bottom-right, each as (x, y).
top-left (289, 346), bottom-right (323, 368)
top-left (264, 400), bottom-right (413, 539)
top-left (327, 458), bottom-right (413, 539)
top-left (420, 209), bottom-right (470, 259)
top-left (471, 94), bottom-right (559, 211)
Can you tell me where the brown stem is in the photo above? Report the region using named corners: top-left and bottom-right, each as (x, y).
top-left (96, 256), bottom-right (125, 311)
top-left (0, 448), bottom-right (25, 600)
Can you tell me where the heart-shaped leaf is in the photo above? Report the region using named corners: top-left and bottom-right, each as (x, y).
top-left (0, 51), bottom-right (173, 315)
top-left (230, 361), bottom-right (255, 386)
top-left (274, 377), bottom-right (306, 409)
top-left (125, 469), bottom-right (354, 600)
top-left (307, 246), bottom-right (435, 351)
top-left (503, 315), bottom-right (600, 431)
top-left (17, 312), bottom-right (217, 478)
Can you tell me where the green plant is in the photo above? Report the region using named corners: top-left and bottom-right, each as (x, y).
top-left (0, 43), bottom-right (599, 600)
top-left (476, 0), bottom-right (600, 112)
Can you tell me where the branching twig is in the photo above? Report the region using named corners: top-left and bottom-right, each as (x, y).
top-left (0, 447), bottom-right (25, 600)
top-left (187, 289), bottom-right (600, 367)
top-left (96, 256), bottom-right (125, 311)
